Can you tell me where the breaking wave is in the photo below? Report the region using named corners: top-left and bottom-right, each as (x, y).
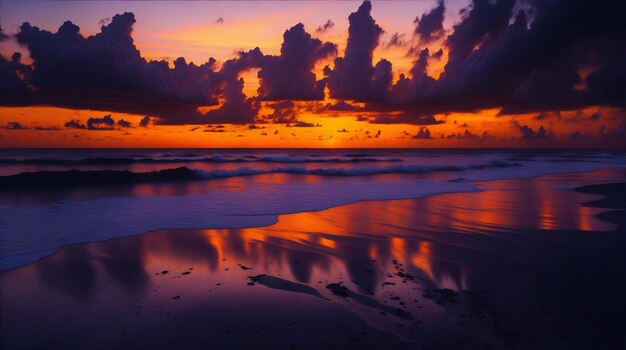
top-left (0, 160), bottom-right (521, 191)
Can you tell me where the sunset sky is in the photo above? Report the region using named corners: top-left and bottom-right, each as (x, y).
top-left (0, 0), bottom-right (624, 147)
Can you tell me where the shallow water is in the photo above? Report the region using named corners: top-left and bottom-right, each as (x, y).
top-left (1, 169), bottom-right (624, 349)
top-left (2, 149), bottom-right (625, 270)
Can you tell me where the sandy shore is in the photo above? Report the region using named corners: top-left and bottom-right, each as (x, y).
top-left (1, 169), bottom-right (625, 349)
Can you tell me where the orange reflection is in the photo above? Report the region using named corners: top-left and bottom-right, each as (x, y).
top-left (411, 241), bottom-right (433, 280)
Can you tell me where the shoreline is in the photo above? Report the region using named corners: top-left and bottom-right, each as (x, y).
top-left (1, 167), bottom-right (624, 272)
top-left (1, 169), bottom-right (625, 349)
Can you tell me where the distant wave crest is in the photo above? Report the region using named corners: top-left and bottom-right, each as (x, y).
top-left (0, 160), bottom-right (521, 191)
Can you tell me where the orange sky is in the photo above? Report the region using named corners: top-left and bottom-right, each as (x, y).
top-left (1, 105), bottom-right (621, 148)
top-left (0, 0), bottom-right (623, 148)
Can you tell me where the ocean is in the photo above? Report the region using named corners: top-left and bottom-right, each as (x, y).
top-left (1, 148), bottom-right (625, 271)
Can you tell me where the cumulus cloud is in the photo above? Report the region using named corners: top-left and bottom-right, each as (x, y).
top-left (205, 77), bottom-right (258, 124)
top-left (87, 114), bottom-right (115, 130)
top-left (11, 13), bottom-right (223, 123)
top-left (64, 114), bottom-right (131, 130)
top-left (324, 1), bottom-right (392, 101)
top-left (413, 0), bottom-right (446, 43)
top-left (257, 23), bottom-right (337, 100)
top-left (117, 119), bottom-right (131, 128)
top-left (1, 0), bottom-right (625, 130)
top-left (513, 121), bottom-right (553, 140)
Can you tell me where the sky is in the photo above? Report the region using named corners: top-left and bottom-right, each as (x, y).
top-left (0, 0), bottom-right (624, 148)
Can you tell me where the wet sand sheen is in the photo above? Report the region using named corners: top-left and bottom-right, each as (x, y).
top-left (1, 169), bottom-right (625, 349)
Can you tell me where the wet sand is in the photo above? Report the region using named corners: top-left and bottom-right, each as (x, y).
top-left (1, 169), bottom-right (625, 349)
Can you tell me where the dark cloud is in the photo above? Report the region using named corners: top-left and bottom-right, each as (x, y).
top-left (326, 100), bottom-right (363, 112)
top-left (117, 119), bottom-right (131, 128)
top-left (3, 121), bottom-right (28, 130)
top-left (87, 114), bottom-right (116, 130)
top-left (205, 77), bottom-right (258, 124)
top-left (64, 119), bottom-right (86, 129)
top-left (532, 112), bottom-right (552, 121)
top-left (138, 116), bottom-right (150, 127)
top-left (324, 1), bottom-right (391, 101)
top-left (447, 130), bottom-right (479, 140)
top-left (391, 48), bottom-right (436, 103)
top-left (412, 127), bottom-right (432, 139)
top-left (288, 121), bottom-right (321, 128)
top-left (262, 100), bottom-right (298, 124)
top-left (2, 0), bottom-right (625, 129)
top-left (64, 114), bottom-right (131, 130)
top-left (98, 17), bottom-right (112, 26)
top-left (257, 23), bottom-right (337, 100)
top-left (369, 112), bottom-right (443, 125)
top-left (385, 33), bottom-right (406, 48)
top-left (10, 13), bottom-right (226, 123)
top-left (0, 52), bottom-right (33, 105)
top-left (414, 0), bottom-right (446, 43)
top-left (248, 124), bottom-right (265, 129)
top-left (34, 126), bottom-right (62, 131)
top-left (386, 0), bottom-right (626, 116)
top-left (431, 48), bottom-right (444, 59)
top-left (513, 121), bottom-right (552, 140)
top-left (315, 20), bottom-right (335, 34)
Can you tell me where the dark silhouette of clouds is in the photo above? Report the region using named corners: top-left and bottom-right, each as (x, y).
top-left (0, 53), bottom-right (32, 105)
top-left (257, 23), bottom-right (337, 100)
top-left (64, 119), bottom-right (86, 129)
top-left (513, 121), bottom-right (552, 140)
top-left (12, 13), bottom-right (223, 123)
top-left (315, 20), bottom-right (334, 34)
top-left (87, 114), bottom-right (115, 130)
top-left (3, 121), bottom-right (28, 129)
top-left (414, 0), bottom-right (445, 43)
top-left (0, 0), bottom-right (624, 130)
top-left (412, 126), bottom-right (432, 139)
top-left (64, 114), bottom-right (131, 130)
top-left (385, 33), bottom-right (406, 48)
top-left (369, 112), bottom-right (443, 125)
top-left (117, 119), bottom-right (131, 128)
top-left (138, 116), bottom-right (150, 127)
top-left (324, 1), bottom-right (392, 101)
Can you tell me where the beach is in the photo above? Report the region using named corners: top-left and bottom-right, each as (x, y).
top-left (1, 160), bottom-right (624, 349)
top-left (2, 0), bottom-right (626, 348)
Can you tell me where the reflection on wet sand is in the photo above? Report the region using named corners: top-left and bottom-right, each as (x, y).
top-left (1, 170), bottom-right (624, 349)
